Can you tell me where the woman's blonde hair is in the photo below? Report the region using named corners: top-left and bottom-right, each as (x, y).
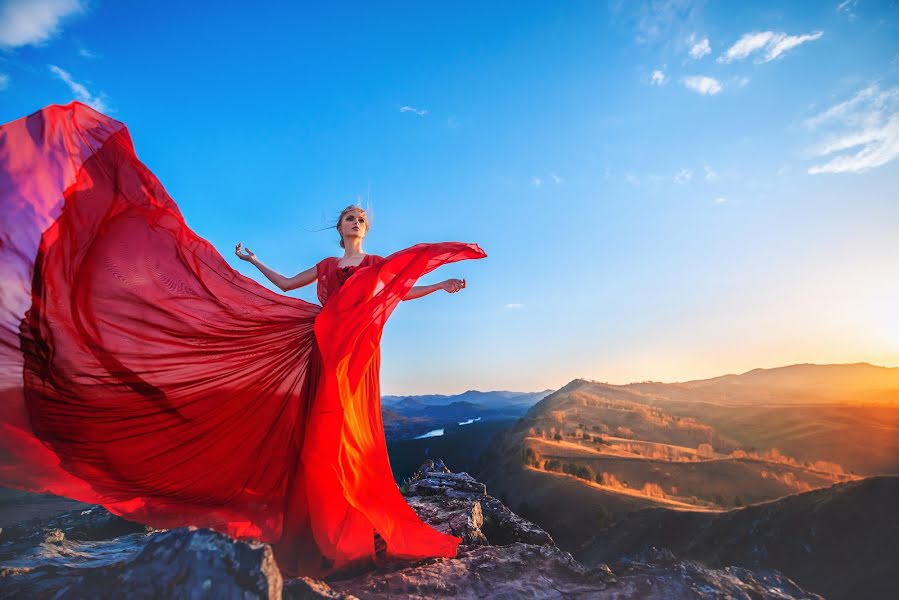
top-left (335, 204), bottom-right (370, 248)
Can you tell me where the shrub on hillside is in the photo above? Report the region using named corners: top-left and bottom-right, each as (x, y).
top-left (543, 458), bottom-right (563, 472)
top-left (616, 426), bottom-right (634, 438)
top-left (696, 443), bottom-right (716, 459)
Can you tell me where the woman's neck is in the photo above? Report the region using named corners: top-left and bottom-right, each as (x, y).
top-left (342, 240), bottom-right (365, 257)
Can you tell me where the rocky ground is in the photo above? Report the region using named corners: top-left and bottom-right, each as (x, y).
top-left (0, 459), bottom-right (822, 599)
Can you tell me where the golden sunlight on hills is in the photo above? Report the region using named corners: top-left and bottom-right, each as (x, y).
top-left (475, 363), bottom-right (899, 554)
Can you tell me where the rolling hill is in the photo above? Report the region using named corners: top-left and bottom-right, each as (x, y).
top-left (474, 363), bottom-right (898, 556)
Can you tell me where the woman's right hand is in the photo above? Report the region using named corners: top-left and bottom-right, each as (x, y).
top-left (441, 278), bottom-right (466, 293)
top-left (235, 242), bottom-right (256, 262)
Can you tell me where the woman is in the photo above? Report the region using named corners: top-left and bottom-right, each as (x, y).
top-left (235, 204), bottom-right (473, 577)
top-left (0, 101), bottom-right (486, 579)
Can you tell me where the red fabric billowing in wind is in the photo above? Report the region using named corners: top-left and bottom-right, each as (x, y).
top-left (0, 101), bottom-right (486, 579)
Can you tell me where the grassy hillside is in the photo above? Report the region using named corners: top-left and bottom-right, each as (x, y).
top-left (475, 363), bottom-right (897, 554)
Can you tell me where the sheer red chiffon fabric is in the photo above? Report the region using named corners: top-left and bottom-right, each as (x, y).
top-left (0, 101), bottom-right (486, 578)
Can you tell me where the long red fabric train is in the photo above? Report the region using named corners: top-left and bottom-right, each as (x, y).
top-left (0, 101), bottom-right (487, 579)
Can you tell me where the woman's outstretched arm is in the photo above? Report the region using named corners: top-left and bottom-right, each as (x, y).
top-left (403, 278), bottom-right (466, 301)
top-left (235, 242), bottom-right (317, 292)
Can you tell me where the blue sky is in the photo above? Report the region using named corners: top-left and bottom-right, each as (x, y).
top-left (2, 1), bottom-right (898, 394)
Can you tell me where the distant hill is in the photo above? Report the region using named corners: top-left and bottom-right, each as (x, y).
top-left (380, 407), bottom-right (433, 442)
top-left (579, 475), bottom-right (899, 600)
top-left (381, 388), bottom-right (554, 442)
top-left (627, 362), bottom-right (899, 406)
top-left (383, 389), bottom-right (554, 410)
top-left (475, 362), bottom-right (899, 561)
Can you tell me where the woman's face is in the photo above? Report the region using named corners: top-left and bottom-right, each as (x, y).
top-left (340, 210), bottom-right (368, 243)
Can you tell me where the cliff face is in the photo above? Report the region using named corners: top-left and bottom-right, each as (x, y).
top-left (0, 460), bottom-right (820, 599)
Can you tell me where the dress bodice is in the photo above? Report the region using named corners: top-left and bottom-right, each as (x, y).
top-left (316, 254), bottom-right (384, 306)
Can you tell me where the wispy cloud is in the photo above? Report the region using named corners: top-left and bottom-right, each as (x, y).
top-left (619, 0), bottom-right (703, 46)
top-left (399, 105), bottom-right (428, 116)
top-left (624, 172), bottom-right (640, 185)
top-left (673, 168), bottom-right (693, 183)
top-left (682, 75), bottom-right (722, 95)
top-left (504, 303), bottom-right (524, 309)
top-left (530, 172), bottom-right (564, 186)
top-left (835, 0), bottom-right (858, 20)
top-left (713, 197), bottom-right (728, 204)
top-left (766, 31), bottom-right (824, 61)
top-left (687, 34), bottom-right (711, 59)
top-left (718, 30), bottom-right (823, 64)
top-left (48, 64), bottom-right (109, 112)
top-left (0, 0), bottom-right (84, 48)
top-left (804, 84), bottom-right (892, 129)
top-left (446, 115), bottom-right (460, 128)
top-left (718, 31), bottom-right (773, 62)
top-left (650, 69), bottom-right (668, 86)
top-left (78, 46), bottom-right (100, 59)
top-left (704, 165), bottom-right (718, 181)
top-left (0, 73), bottom-right (9, 90)
top-left (805, 83), bottom-right (899, 174)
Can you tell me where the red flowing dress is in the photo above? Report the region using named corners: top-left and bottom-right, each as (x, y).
top-left (0, 101), bottom-right (487, 579)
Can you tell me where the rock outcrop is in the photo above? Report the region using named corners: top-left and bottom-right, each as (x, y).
top-left (1, 459), bottom-right (822, 599)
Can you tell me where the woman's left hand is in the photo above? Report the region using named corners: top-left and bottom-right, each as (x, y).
top-left (441, 278), bottom-right (466, 293)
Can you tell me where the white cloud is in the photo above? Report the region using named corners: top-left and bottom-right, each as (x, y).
top-left (718, 31), bottom-right (775, 63)
top-left (446, 115), bottom-right (460, 128)
top-left (550, 172), bottom-right (564, 184)
top-left (48, 64), bottom-right (109, 112)
top-left (805, 84), bottom-right (899, 174)
top-left (713, 197), bottom-right (728, 204)
top-left (0, 73), bottom-right (9, 90)
top-left (704, 165), bottom-right (718, 181)
top-left (504, 303), bottom-right (524, 309)
top-left (682, 75), bottom-right (722, 95)
top-left (688, 34), bottom-right (711, 59)
top-left (0, 0), bottom-right (84, 48)
top-left (78, 47), bottom-right (100, 59)
top-left (650, 69), bottom-right (668, 86)
top-left (399, 106), bottom-right (428, 116)
top-left (765, 31), bottom-right (824, 61)
top-left (718, 30), bottom-right (823, 64)
top-left (530, 176), bottom-right (543, 187)
top-left (673, 168), bottom-right (693, 184)
top-left (624, 172), bottom-right (639, 185)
